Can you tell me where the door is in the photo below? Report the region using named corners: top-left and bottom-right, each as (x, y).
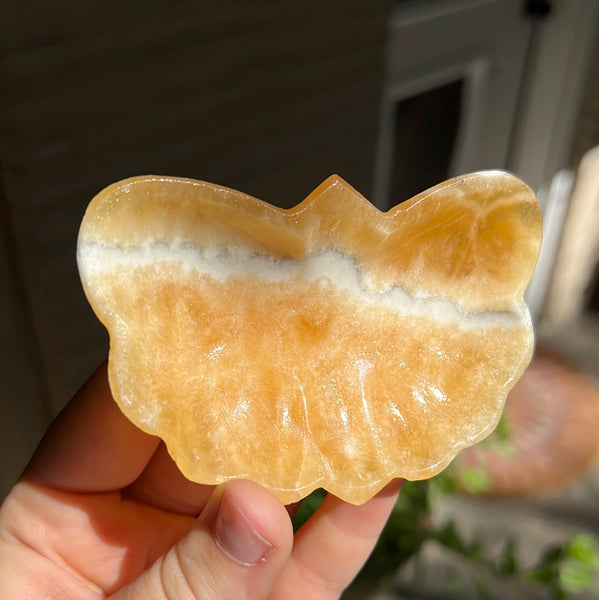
top-left (374, 0), bottom-right (533, 209)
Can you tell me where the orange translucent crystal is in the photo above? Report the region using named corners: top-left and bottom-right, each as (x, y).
top-left (77, 172), bottom-right (542, 505)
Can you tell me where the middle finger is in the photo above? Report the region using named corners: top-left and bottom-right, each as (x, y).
top-left (124, 442), bottom-right (214, 515)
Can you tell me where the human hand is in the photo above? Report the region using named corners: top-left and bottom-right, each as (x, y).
top-left (0, 363), bottom-right (401, 599)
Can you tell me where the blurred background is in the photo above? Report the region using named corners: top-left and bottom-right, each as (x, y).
top-left (1, 0), bottom-right (599, 597)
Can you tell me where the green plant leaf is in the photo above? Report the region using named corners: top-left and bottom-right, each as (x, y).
top-left (565, 534), bottom-right (599, 567)
top-left (495, 538), bottom-right (518, 576)
top-left (456, 465), bottom-right (492, 494)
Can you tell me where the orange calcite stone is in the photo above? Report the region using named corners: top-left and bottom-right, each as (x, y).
top-left (77, 172), bottom-right (542, 505)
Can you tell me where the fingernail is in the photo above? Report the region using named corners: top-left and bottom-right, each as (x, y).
top-left (214, 489), bottom-right (274, 566)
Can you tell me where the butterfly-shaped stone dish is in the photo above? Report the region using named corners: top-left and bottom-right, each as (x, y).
top-left (77, 172), bottom-right (542, 505)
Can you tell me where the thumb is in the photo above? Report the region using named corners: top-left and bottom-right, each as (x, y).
top-left (112, 480), bottom-right (294, 600)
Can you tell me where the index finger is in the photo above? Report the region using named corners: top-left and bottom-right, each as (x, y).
top-left (23, 362), bottom-right (160, 493)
